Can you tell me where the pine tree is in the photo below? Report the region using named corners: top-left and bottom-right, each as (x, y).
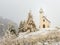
top-left (18, 21), bottom-right (26, 33)
top-left (26, 11), bottom-right (36, 32)
top-left (8, 23), bottom-right (16, 35)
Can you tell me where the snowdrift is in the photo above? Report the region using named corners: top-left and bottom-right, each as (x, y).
top-left (1, 28), bottom-right (60, 45)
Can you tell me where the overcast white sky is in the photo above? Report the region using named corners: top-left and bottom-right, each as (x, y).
top-left (0, 0), bottom-right (60, 28)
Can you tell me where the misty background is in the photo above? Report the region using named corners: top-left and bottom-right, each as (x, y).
top-left (0, 0), bottom-right (60, 28)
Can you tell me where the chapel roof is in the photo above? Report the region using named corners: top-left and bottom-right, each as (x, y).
top-left (43, 16), bottom-right (51, 23)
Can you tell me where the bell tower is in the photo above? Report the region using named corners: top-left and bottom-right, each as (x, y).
top-left (39, 8), bottom-right (44, 28)
top-left (40, 8), bottom-right (44, 18)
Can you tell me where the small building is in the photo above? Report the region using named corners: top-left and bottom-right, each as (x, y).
top-left (39, 8), bottom-right (50, 28)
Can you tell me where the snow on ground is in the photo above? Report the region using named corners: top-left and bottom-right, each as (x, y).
top-left (18, 28), bottom-right (57, 38)
top-left (1, 28), bottom-right (60, 45)
top-left (15, 28), bottom-right (60, 45)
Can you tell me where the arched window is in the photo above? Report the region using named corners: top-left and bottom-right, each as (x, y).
top-left (43, 24), bottom-right (45, 28)
top-left (43, 19), bottom-right (45, 22)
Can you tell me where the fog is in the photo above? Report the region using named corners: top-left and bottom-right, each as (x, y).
top-left (0, 0), bottom-right (60, 27)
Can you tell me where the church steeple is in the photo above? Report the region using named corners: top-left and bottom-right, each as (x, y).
top-left (39, 8), bottom-right (50, 28)
top-left (39, 8), bottom-right (44, 18)
top-left (40, 8), bottom-right (44, 14)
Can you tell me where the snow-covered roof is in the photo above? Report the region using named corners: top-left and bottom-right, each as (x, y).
top-left (43, 16), bottom-right (51, 23)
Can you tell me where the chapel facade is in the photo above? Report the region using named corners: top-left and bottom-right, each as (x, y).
top-left (39, 8), bottom-right (50, 28)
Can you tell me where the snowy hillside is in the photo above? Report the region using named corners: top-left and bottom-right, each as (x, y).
top-left (0, 28), bottom-right (60, 45)
top-left (0, 17), bottom-right (18, 37)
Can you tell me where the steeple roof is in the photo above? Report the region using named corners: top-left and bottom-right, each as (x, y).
top-left (40, 8), bottom-right (44, 13)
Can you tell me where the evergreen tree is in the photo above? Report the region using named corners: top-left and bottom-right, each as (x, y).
top-left (18, 21), bottom-right (26, 33)
top-left (8, 23), bottom-right (16, 35)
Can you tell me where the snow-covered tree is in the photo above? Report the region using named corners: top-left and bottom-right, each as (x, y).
top-left (18, 21), bottom-right (26, 33)
top-left (18, 11), bottom-right (36, 33)
top-left (8, 23), bottom-right (17, 35)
